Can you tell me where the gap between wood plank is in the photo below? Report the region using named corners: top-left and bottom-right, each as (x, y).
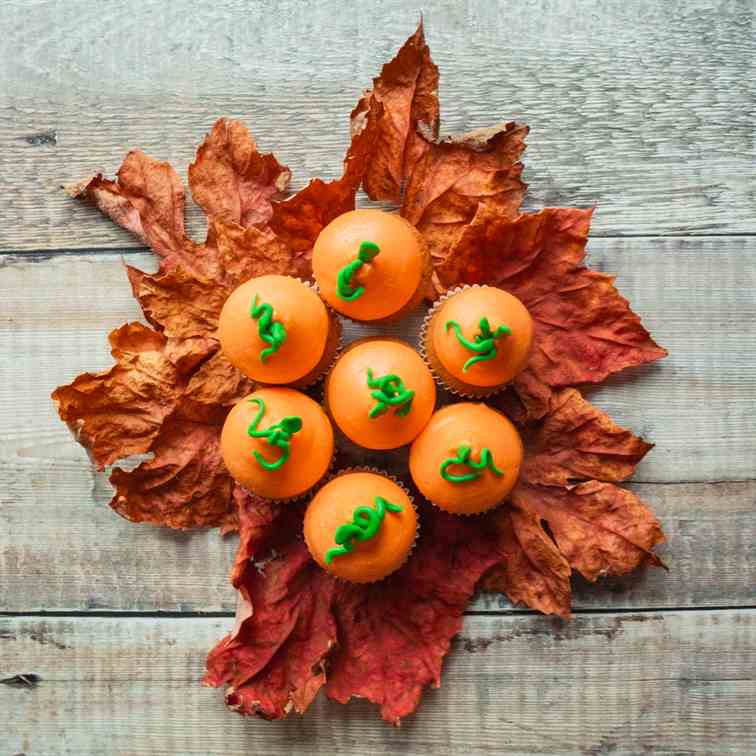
top-left (4, 231), bottom-right (756, 260)
top-left (3, 606), bottom-right (755, 620)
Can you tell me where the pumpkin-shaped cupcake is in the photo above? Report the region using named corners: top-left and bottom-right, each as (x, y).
top-left (304, 471), bottom-right (417, 583)
top-left (423, 285), bottom-right (533, 396)
top-left (325, 338), bottom-right (436, 450)
top-left (218, 274), bottom-right (340, 387)
top-left (312, 209), bottom-right (430, 322)
top-left (221, 388), bottom-right (334, 500)
top-left (409, 403), bottom-right (523, 515)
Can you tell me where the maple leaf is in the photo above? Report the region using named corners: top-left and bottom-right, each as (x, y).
top-left (205, 495), bottom-right (509, 724)
top-left (352, 20), bottom-right (439, 202)
top-left (56, 115), bottom-right (369, 530)
top-left (55, 20), bottom-right (668, 726)
top-left (437, 205), bottom-right (668, 420)
top-left (482, 389), bottom-right (665, 618)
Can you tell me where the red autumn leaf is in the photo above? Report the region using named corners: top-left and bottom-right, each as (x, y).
top-left (204, 495), bottom-right (336, 718)
top-left (205, 498), bottom-right (511, 724)
top-left (352, 20), bottom-right (439, 202)
top-left (188, 118), bottom-right (291, 227)
top-left (437, 205), bottom-right (667, 419)
top-left (324, 506), bottom-right (507, 724)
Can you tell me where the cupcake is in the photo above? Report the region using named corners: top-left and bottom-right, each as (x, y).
top-left (221, 387), bottom-right (334, 500)
top-left (312, 209), bottom-right (430, 322)
top-left (409, 403), bottom-right (523, 515)
top-left (304, 471), bottom-right (417, 583)
top-left (423, 285), bottom-right (534, 396)
top-left (218, 274), bottom-right (340, 387)
top-left (325, 338), bottom-right (436, 450)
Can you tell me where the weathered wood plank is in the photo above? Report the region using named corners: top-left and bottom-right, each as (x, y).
top-left (2, 611), bottom-right (754, 755)
top-left (3, 443), bottom-right (754, 612)
top-left (1, 0), bottom-right (755, 251)
top-left (3, 236), bottom-right (755, 483)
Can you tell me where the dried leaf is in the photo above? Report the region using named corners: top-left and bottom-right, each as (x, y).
top-left (353, 20), bottom-right (439, 202)
top-left (403, 123), bottom-right (528, 265)
top-left (437, 205), bottom-right (667, 419)
top-left (110, 418), bottom-right (235, 530)
top-left (189, 118), bottom-right (291, 227)
top-left (127, 265), bottom-right (225, 340)
top-left (204, 503), bottom-right (338, 719)
top-left (483, 508), bottom-right (572, 619)
top-left (520, 388), bottom-right (653, 486)
top-left (52, 323), bottom-right (180, 468)
top-left (325, 506), bottom-right (506, 724)
top-left (512, 482), bottom-right (665, 582)
top-left (206, 503), bottom-right (509, 724)
top-left (179, 350), bottom-right (255, 425)
top-left (483, 390), bottom-right (663, 616)
top-left (212, 218), bottom-right (296, 287)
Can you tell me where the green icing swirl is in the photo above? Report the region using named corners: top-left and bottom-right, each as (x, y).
top-left (336, 241), bottom-right (380, 301)
top-left (440, 444), bottom-right (504, 483)
top-left (366, 368), bottom-right (415, 419)
top-left (250, 294), bottom-right (287, 363)
top-left (246, 397), bottom-right (302, 471)
top-left (325, 495), bottom-right (403, 564)
top-left (445, 317), bottom-right (511, 371)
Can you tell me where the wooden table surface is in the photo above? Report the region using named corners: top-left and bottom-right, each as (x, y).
top-left (1, 1), bottom-right (755, 753)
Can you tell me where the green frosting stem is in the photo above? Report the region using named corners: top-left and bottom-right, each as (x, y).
top-left (246, 398), bottom-right (303, 471)
top-left (336, 241), bottom-right (380, 301)
top-left (324, 496), bottom-right (403, 564)
top-left (250, 294), bottom-right (287, 363)
top-left (366, 368), bottom-right (415, 419)
top-left (445, 317), bottom-right (511, 371)
top-left (440, 444), bottom-right (504, 483)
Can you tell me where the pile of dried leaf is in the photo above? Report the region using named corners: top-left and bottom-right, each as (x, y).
top-left (53, 23), bottom-right (667, 724)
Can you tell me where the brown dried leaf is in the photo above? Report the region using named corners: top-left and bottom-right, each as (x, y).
top-left (520, 388), bottom-right (654, 486)
top-left (110, 418), bottom-right (236, 530)
top-left (126, 265), bottom-right (225, 341)
top-left (52, 323), bottom-right (180, 468)
top-left (352, 20), bottom-right (439, 202)
top-left (512, 481), bottom-right (666, 582)
top-left (483, 508), bottom-right (572, 619)
top-left (403, 123), bottom-right (528, 265)
top-left (189, 118), bottom-right (291, 227)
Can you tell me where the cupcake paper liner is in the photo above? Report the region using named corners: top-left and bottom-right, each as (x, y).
top-left (419, 284), bottom-right (508, 400)
top-left (305, 465), bottom-right (420, 584)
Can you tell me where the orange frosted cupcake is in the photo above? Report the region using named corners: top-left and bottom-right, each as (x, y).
top-left (218, 274), bottom-right (340, 387)
top-left (304, 471), bottom-right (417, 583)
top-left (409, 403), bottom-right (523, 515)
top-left (325, 338), bottom-right (436, 450)
top-left (221, 388), bottom-right (334, 500)
top-left (423, 285), bottom-right (534, 396)
top-left (312, 209), bottom-right (430, 322)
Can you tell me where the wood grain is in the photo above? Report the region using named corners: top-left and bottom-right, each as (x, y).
top-left (3, 237), bottom-right (755, 484)
top-left (2, 611), bottom-right (754, 755)
top-left (3, 451), bottom-right (754, 613)
top-left (1, 242), bottom-right (754, 612)
top-left (2, 0), bottom-right (755, 252)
